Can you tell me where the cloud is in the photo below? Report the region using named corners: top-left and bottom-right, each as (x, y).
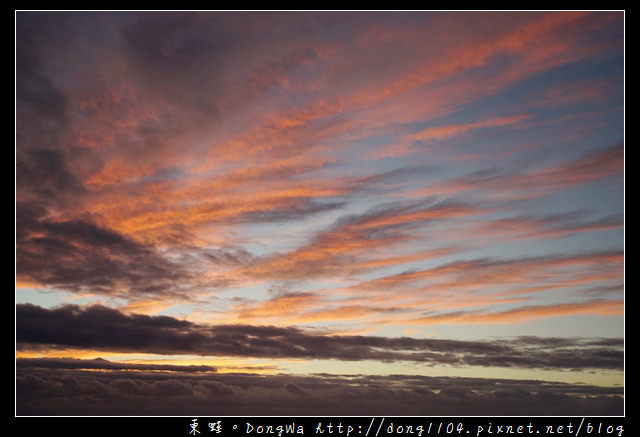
top-left (225, 292), bottom-right (321, 323)
top-left (375, 114), bottom-right (532, 158)
top-left (468, 211), bottom-right (623, 241)
top-left (233, 199), bottom-right (346, 224)
top-left (409, 115), bottom-right (532, 142)
top-left (241, 199), bottom-right (479, 281)
top-left (518, 143), bottom-right (623, 191)
top-left (16, 304), bottom-right (623, 371)
top-left (15, 206), bottom-right (192, 297)
top-left (16, 368), bottom-right (623, 415)
top-left (16, 12), bottom-right (623, 303)
top-left (14, 12), bottom-right (624, 418)
top-left (17, 357), bottom-right (217, 373)
top-left (352, 250), bottom-right (623, 295)
top-left (400, 143), bottom-right (623, 201)
top-left (411, 299), bottom-right (622, 326)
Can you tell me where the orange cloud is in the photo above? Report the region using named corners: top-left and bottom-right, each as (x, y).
top-left (84, 158), bottom-right (156, 190)
top-left (221, 293), bottom-right (321, 324)
top-left (238, 201), bottom-right (483, 282)
top-left (374, 114), bottom-right (531, 159)
top-left (371, 12), bottom-right (590, 105)
top-left (352, 251), bottom-right (623, 298)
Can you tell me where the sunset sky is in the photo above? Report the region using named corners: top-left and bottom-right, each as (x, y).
top-left (15, 11), bottom-right (624, 416)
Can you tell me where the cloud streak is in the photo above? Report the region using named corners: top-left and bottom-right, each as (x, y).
top-left (400, 143), bottom-right (623, 201)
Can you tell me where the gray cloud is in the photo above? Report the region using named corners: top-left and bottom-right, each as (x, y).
top-left (16, 15), bottom-right (86, 210)
top-left (15, 209), bottom-right (192, 297)
top-left (451, 143), bottom-right (624, 198)
top-left (17, 304), bottom-right (623, 371)
top-left (233, 199), bottom-right (347, 224)
top-left (476, 210), bottom-right (623, 241)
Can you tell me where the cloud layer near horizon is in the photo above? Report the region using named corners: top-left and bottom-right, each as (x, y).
top-left (16, 304), bottom-right (623, 371)
top-left (16, 365), bottom-right (623, 416)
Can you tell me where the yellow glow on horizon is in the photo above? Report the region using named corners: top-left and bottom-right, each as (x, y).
top-left (15, 348), bottom-right (297, 375)
top-left (16, 346), bottom-right (623, 389)
top-left (16, 280), bottom-right (43, 289)
top-left (16, 348), bottom-right (126, 360)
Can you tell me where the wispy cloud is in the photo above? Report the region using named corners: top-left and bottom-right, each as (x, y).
top-left (374, 114), bottom-right (532, 158)
top-left (399, 143), bottom-right (623, 201)
top-left (411, 299), bottom-right (623, 325)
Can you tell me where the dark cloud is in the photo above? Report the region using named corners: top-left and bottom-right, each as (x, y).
top-left (16, 147), bottom-right (87, 207)
top-left (17, 304), bottom-right (623, 371)
top-left (16, 368), bottom-right (623, 415)
top-left (202, 246), bottom-right (256, 267)
top-left (16, 213), bottom-right (191, 297)
top-left (16, 13), bottom-right (69, 123)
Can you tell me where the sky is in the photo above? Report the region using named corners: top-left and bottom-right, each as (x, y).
top-left (15, 11), bottom-right (624, 416)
